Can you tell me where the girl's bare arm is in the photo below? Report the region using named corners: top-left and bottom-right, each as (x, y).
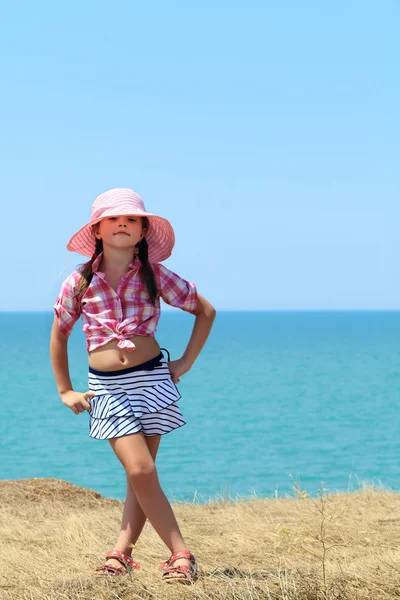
top-left (168, 294), bottom-right (216, 383)
top-left (50, 316), bottom-right (93, 414)
top-left (50, 316), bottom-right (74, 395)
top-left (182, 294), bottom-right (216, 367)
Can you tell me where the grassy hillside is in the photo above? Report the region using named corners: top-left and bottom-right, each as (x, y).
top-left (1, 478), bottom-right (400, 599)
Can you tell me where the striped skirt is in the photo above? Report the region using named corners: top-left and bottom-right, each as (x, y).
top-left (87, 352), bottom-right (186, 440)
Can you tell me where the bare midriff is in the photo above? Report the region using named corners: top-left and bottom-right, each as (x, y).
top-left (88, 335), bottom-right (162, 372)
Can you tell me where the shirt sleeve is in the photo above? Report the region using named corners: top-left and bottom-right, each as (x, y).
top-left (53, 272), bottom-right (82, 336)
top-left (156, 264), bottom-right (198, 314)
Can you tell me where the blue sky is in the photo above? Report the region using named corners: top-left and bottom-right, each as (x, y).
top-left (0, 1), bottom-right (398, 310)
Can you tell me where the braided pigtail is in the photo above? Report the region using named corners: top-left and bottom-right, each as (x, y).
top-left (75, 238), bottom-right (103, 296)
top-left (137, 219), bottom-right (158, 305)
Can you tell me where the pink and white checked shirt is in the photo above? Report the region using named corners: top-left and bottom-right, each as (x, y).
top-left (54, 253), bottom-right (198, 352)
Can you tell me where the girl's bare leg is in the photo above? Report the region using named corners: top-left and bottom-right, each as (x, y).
top-left (109, 432), bottom-right (191, 577)
top-left (104, 435), bottom-right (161, 570)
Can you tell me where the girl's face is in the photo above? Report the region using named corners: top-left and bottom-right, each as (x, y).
top-left (95, 215), bottom-right (146, 249)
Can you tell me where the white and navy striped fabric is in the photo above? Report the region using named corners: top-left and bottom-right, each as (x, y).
top-left (87, 353), bottom-right (186, 439)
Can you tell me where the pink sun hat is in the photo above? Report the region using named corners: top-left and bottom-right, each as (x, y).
top-left (67, 188), bottom-right (175, 263)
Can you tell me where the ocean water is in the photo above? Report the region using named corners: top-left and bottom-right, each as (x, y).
top-left (1, 311), bottom-right (400, 502)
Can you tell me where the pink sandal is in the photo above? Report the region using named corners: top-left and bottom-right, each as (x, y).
top-left (162, 550), bottom-right (198, 583)
top-left (95, 550), bottom-right (141, 576)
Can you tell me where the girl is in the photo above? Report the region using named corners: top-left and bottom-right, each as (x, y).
top-left (50, 188), bottom-right (216, 583)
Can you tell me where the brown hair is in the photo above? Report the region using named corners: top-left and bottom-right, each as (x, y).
top-left (75, 217), bottom-right (158, 305)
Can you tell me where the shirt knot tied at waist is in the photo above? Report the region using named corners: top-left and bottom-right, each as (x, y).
top-left (115, 323), bottom-right (136, 351)
top-left (116, 336), bottom-right (136, 351)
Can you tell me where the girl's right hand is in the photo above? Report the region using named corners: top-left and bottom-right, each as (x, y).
top-left (60, 390), bottom-right (95, 415)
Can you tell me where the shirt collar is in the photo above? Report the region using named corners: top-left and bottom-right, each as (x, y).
top-left (91, 251), bottom-right (141, 274)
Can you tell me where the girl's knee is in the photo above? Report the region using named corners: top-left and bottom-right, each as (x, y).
top-left (127, 461), bottom-right (156, 487)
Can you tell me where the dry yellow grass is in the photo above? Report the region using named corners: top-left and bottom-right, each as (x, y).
top-left (1, 478), bottom-right (400, 599)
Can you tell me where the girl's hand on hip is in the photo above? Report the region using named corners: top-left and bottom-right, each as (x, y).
top-left (167, 358), bottom-right (191, 384)
top-left (60, 390), bottom-right (95, 415)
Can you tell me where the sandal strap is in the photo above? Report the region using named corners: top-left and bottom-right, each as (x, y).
top-left (95, 563), bottom-right (125, 575)
top-left (162, 550), bottom-right (197, 571)
top-left (162, 564), bottom-right (198, 582)
top-left (164, 565), bottom-right (192, 575)
top-left (105, 549), bottom-right (140, 570)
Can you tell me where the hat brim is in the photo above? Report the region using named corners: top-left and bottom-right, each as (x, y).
top-left (67, 210), bottom-right (175, 263)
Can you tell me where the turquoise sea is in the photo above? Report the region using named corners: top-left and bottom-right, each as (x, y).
top-left (1, 311), bottom-right (399, 502)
